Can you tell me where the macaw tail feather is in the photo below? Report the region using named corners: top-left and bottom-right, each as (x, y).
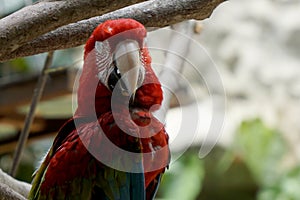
top-left (94, 171), bottom-right (145, 200)
top-left (94, 157), bottom-right (145, 200)
top-left (130, 172), bottom-right (146, 200)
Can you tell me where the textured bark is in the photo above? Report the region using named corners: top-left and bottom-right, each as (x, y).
top-left (0, 0), bottom-right (144, 57)
top-left (0, 169), bottom-right (31, 199)
top-left (0, 183), bottom-right (26, 200)
top-left (0, 0), bottom-right (226, 62)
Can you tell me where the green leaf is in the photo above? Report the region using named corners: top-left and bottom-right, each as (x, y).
top-left (10, 58), bottom-right (30, 72)
top-left (258, 166), bottom-right (300, 200)
top-left (159, 152), bottom-right (205, 200)
top-left (233, 118), bottom-right (286, 186)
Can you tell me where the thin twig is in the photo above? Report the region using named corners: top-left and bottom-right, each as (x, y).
top-left (10, 52), bottom-right (54, 177)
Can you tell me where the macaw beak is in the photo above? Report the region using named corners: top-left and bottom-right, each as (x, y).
top-left (114, 40), bottom-right (143, 98)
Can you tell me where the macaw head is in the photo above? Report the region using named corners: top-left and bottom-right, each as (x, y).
top-left (75, 19), bottom-right (163, 117)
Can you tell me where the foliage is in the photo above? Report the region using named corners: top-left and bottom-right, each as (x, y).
top-left (232, 118), bottom-right (286, 186)
top-left (157, 118), bottom-right (297, 200)
top-left (229, 118), bottom-right (300, 200)
top-left (258, 166), bottom-right (300, 200)
top-left (158, 150), bottom-right (205, 200)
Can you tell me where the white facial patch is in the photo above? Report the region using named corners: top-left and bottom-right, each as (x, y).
top-left (95, 41), bottom-right (113, 84)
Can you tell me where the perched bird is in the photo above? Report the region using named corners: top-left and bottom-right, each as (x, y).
top-left (28, 19), bottom-right (170, 200)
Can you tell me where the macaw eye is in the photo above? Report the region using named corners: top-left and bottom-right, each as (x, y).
top-left (107, 61), bottom-right (121, 91)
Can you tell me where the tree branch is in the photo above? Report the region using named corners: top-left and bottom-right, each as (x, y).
top-left (0, 0), bottom-right (226, 62)
top-left (0, 183), bottom-right (26, 200)
top-left (0, 0), bottom-right (145, 57)
top-left (0, 169), bottom-right (31, 199)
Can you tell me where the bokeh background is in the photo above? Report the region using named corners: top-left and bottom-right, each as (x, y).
top-left (1, 0), bottom-right (300, 199)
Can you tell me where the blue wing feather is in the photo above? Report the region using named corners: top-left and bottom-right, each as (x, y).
top-left (130, 158), bottom-right (145, 200)
top-left (95, 170), bottom-right (145, 200)
top-left (130, 172), bottom-right (145, 200)
top-left (107, 156), bottom-right (145, 200)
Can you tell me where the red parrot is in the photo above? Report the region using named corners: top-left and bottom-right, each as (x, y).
top-left (28, 19), bottom-right (170, 200)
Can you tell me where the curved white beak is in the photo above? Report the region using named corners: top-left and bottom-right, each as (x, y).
top-left (114, 40), bottom-right (144, 97)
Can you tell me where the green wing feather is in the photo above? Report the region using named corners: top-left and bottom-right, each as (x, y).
top-left (95, 155), bottom-right (145, 200)
top-left (28, 148), bottom-right (52, 200)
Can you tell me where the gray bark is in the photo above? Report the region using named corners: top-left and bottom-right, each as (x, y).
top-left (0, 0), bottom-right (145, 57)
top-left (0, 0), bottom-right (226, 62)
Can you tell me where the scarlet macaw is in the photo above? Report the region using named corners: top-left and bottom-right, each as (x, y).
top-left (28, 19), bottom-right (170, 200)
